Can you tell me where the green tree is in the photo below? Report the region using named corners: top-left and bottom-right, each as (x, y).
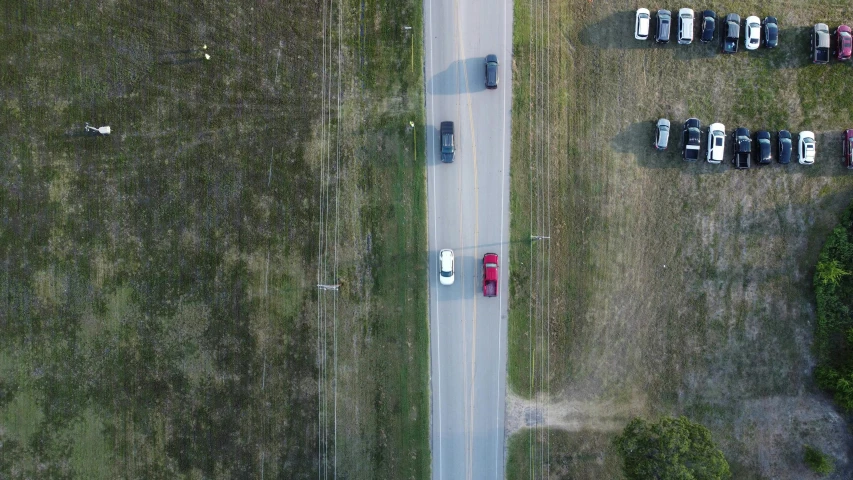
top-left (816, 259), bottom-right (850, 286)
top-left (614, 416), bottom-right (731, 480)
top-left (804, 445), bottom-right (834, 475)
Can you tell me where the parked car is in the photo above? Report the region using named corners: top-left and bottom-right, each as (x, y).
top-left (844, 129), bottom-right (853, 169)
top-left (482, 253), bottom-right (499, 297)
top-left (745, 16), bottom-right (761, 50)
top-left (635, 8), bottom-right (651, 40)
top-left (812, 23), bottom-right (830, 64)
top-left (798, 131), bottom-right (816, 165)
top-left (682, 118), bottom-right (701, 161)
top-left (756, 130), bottom-right (772, 164)
top-left (763, 16), bottom-right (778, 48)
top-left (835, 25), bottom-right (852, 61)
top-left (485, 54), bottom-right (499, 89)
top-left (677, 8), bottom-right (694, 44)
top-left (732, 127), bottom-right (751, 169)
top-left (654, 118), bottom-right (671, 150)
top-left (700, 10), bottom-right (716, 43)
top-left (439, 249), bottom-right (455, 285)
top-left (656, 9), bottom-right (672, 44)
top-left (440, 121), bottom-right (455, 163)
top-left (706, 123), bottom-right (726, 164)
top-left (777, 130), bottom-right (792, 164)
top-left (722, 14), bottom-right (740, 53)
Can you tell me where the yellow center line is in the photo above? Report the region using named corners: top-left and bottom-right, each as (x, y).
top-left (452, 1), bottom-right (481, 479)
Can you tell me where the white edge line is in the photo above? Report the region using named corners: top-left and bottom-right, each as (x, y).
top-left (426, 0), bottom-right (443, 478)
top-left (495, 0), bottom-right (509, 476)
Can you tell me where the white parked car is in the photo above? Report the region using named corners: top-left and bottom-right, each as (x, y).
top-left (677, 8), bottom-right (694, 44)
top-left (798, 131), bottom-right (816, 165)
top-left (439, 249), bottom-right (455, 285)
top-left (635, 8), bottom-right (651, 40)
top-left (745, 16), bottom-right (761, 50)
top-left (706, 123), bottom-right (726, 164)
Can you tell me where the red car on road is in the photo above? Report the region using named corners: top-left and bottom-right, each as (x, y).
top-left (836, 25), bottom-right (852, 60)
top-left (844, 129), bottom-right (853, 169)
top-left (482, 253), bottom-right (499, 297)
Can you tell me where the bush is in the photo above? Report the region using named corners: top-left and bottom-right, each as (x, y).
top-left (813, 203), bottom-right (853, 411)
top-left (804, 445), bottom-right (834, 475)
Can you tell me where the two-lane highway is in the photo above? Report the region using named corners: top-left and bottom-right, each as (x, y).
top-left (424, 0), bottom-right (513, 478)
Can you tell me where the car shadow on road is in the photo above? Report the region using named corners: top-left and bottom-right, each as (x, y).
top-left (427, 58), bottom-right (487, 95)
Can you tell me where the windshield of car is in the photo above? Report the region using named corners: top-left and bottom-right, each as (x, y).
top-left (728, 22), bottom-right (739, 38)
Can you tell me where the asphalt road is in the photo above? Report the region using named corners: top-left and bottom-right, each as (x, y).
top-left (424, 0), bottom-right (513, 478)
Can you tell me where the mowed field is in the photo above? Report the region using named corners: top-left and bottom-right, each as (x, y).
top-left (507, 1), bottom-right (853, 479)
top-left (0, 1), bottom-right (427, 479)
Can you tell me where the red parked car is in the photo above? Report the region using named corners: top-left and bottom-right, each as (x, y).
top-left (836, 25), bottom-right (852, 60)
top-left (482, 253), bottom-right (499, 297)
top-left (844, 129), bottom-right (853, 169)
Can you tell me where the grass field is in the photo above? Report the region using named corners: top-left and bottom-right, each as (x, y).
top-left (507, 1), bottom-right (853, 479)
top-left (0, 1), bottom-right (427, 478)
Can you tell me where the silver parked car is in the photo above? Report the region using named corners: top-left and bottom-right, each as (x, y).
top-left (654, 118), bottom-right (671, 150)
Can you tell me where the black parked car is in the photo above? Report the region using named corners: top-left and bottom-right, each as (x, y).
top-left (700, 10), bottom-right (716, 43)
top-left (722, 13), bottom-right (740, 53)
top-left (756, 130), bottom-right (772, 164)
top-left (733, 127), bottom-right (751, 169)
top-left (656, 9), bottom-right (672, 44)
top-left (682, 118), bottom-right (701, 161)
top-left (777, 130), bottom-right (792, 164)
top-left (763, 16), bottom-right (778, 48)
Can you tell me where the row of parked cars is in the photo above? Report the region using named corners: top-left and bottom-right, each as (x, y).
top-left (635, 8), bottom-right (778, 51)
top-left (653, 118), bottom-right (824, 168)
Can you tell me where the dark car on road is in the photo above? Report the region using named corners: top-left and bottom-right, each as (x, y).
top-left (722, 13), bottom-right (740, 53)
top-left (440, 121), bottom-right (455, 163)
top-left (777, 130), bottom-right (792, 164)
top-left (756, 130), bottom-right (772, 164)
top-left (836, 25), bottom-right (852, 61)
top-left (656, 9), bottom-right (672, 44)
top-left (700, 10), bottom-right (716, 43)
top-left (732, 127), bottom-right (751, 169)
top-left (844, 129), bottom-right (853, 169)
top-left (485, 54), bottom-right (499, 89)
top-left (763, 16), bottom-right (779, 48)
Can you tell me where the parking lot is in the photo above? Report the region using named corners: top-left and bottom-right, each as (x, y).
top-left (508, 1), bottom-right (853, 478)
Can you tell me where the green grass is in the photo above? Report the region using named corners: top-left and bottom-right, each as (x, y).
top-left (506, 428), bottom-right (623, 480)
top-left (0, 1), bottom-right (428, 478)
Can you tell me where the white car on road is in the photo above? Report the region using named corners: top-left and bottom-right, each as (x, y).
top-left (798, 131), bottom-right (816, 165)
top-left (706, 123), bottom-right (725, 163)
top-left (635, 8), bottom-right (650, 40)
top-left (439, 249), bottom-right (455, 285)
top-left (745, 16), bottom-right (761, 50)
